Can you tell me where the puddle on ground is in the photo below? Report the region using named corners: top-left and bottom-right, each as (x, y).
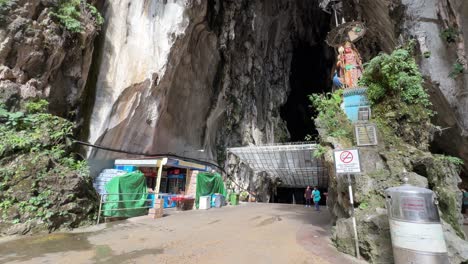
top-left (93, 247), bottom-right (164, 264)
top-left (0, 232), bottom-right (93, 263)
top-left (0, 231), bottom-right (164, 264)
top-left (256, 216), bottom-right (282, 227)
top-left (94, 245), bottom-right (114, 259)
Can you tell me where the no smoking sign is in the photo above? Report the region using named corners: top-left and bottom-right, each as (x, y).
top-left (340, 151), bottom-right (354, 164)
top-left (334, 149), bottom-right (361, 174)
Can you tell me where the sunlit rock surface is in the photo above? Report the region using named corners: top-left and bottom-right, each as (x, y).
top-left (86, 0), bottom-right (332, 161)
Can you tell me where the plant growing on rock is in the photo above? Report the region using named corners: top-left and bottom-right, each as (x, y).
top-left (309, 90), bottom-right (353, 141)
top-left (50, 0), bottom-right (104, 33)
top-left (440, 27), bottom-right (459, 43)
top-left (449, 61), bottom-right (465, 78)
top-left (0, 0), bottom-right (15, 23)
top-left (359, 44), bottom-right (433, 149)
top-left (0, 100), bottom-right (97, 235)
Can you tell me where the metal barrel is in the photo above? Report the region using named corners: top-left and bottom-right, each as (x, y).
top-left (385, 181), bottom-right (449, 264)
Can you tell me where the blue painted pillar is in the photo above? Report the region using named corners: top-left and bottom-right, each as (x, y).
top-left (343, 87), bottom-right (370, 122)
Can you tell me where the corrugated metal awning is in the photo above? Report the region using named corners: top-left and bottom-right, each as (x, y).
top-left (227, 142), bottom-right (329, 188)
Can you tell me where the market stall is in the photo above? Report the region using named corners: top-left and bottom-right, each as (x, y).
top-left (113, 158), bottom-right (209, 209)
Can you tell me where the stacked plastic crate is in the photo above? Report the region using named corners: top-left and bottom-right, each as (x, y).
top-left (93, 169), bottom-right (127, 196)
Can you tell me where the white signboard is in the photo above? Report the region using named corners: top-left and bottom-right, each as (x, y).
top-left (334, 149), bottom-right (361, 174)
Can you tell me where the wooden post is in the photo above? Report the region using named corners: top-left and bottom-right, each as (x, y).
top-left (155, 158), bottom-right (167, 194)
top-left (185, 168), bottom-right (191, 192)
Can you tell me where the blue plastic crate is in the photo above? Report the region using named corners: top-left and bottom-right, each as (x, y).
top-left (114, 165), bottom-right (136, 172)
top-left (158, 194), bottom-right (176, 208)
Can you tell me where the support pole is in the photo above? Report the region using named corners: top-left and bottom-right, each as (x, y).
top-left (347, 173), bottom-right (360, 259)
top-left (97, 194), bottom-right (103, 225)
top-left (155, 158), bottom-right (168, 195)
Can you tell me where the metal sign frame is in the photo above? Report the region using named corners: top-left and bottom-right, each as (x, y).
top-left (357, 106), bottom-right (371, 121)
top-left (354, 123), bottom-right (378, 146)
top-left (333, 148), bottom-right (362, 259)
top-left (333, 148), bottom-right (362, 174)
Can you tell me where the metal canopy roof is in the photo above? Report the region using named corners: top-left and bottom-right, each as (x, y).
top-left (227, 142), bottom-right (329, 188)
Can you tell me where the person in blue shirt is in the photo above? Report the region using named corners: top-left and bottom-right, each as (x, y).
top-left (333, 70), bottom-right (343, 88)
top-left (462, 189), bottom-right (468, 215)
top-left (312, 186), bottom-right (321, 211)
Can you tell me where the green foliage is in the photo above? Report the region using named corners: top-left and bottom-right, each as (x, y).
top-left (423, 51), bottom-right (431, 58)
top-left (440, 27), bottom-right (458, 43)
top-left (309, 90), bottom-right (353, 140)
top-left (240, 191), bottom-right (249, 201)
top-left (312, 145), bottom-right (326, 158)
top-left (25, 99), bottom-right (49, 114)
top-left (359, 47), bottom-right (431, 108)
top-left (0, 200), bottom-right (13, 210)
top-left (358, 202), bottom-right (369, 210)
top-left (449, 61), bottom-right (465, 78)
top-left (0, 0), bottom-right (14, 23)
top-left (0, 102), bottom-right (81, 167)
top-left (436, 155), bottom-right (464, 172)
top-left (51, 0), bottom-right (104, 33)
top-left (86, 3), bottom-right (104, 25)
top-left (0, 102), bottom-right (94, 228)
top-left (51, 0), bottom-right (82, 33)
top-left (358, 44), bottom-right (434, 148)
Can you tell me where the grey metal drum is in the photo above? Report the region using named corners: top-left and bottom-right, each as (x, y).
top-left (386, 183), bottom-right (449, 264)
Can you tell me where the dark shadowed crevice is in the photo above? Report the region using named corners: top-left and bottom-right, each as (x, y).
top-left (280, 40), bottom-right (334, 142)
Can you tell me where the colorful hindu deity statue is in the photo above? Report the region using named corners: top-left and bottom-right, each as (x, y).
top-left (336, 41), bottom-right (363, 88)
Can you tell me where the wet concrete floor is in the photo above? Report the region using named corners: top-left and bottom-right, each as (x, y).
top-left (0, 203), bottom-right (364, 264)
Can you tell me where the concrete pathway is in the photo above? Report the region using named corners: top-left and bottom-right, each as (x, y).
top-left (0, 203), bottom-right (364, 264)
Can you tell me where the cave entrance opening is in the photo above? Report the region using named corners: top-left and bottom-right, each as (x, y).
top-left (280, 39), bottom-right (334, 142)
top-left (274, 187), bottom-right (327, 205)
top-left (228, 143), bottom-right (329, 204)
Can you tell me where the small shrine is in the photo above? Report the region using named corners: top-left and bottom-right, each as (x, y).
top-left (326, 21), bottom-right (370, 123)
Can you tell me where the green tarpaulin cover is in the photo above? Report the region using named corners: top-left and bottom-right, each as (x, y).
top-left (195, 172), bottom-right (227, 208)
top-left (103, 171), bottom-right (148, 217)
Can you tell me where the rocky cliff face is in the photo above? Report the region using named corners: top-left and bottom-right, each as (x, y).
top-left (403, 0), bottom-right (468, 183)
top-left (2, 1), bottom-right (468, 259)
top-left (85, 0), bottom-right (333, 162)
top-left (0, 0), bottom-right (101, 116)
top-left (344, 0), bottom-right (468, 180)
top-left (85, 0), bottom-right (468, 188)
top-left (324, 1), bottom-right (468, 262)
top-left (0, 0), bottom-right (102, 235)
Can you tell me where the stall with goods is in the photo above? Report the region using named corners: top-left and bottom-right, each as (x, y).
top-left (195, 172), bottom-right (227, 209)
top-left (112, 158), bottom-right (209, 210)
top-left (93, 169), bottom-right (126, 195)
top-left (103, 171), bottom-right (149, 217)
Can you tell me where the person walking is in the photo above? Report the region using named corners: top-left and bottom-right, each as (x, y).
top-left (312, 186), bottom-right (321, 211)
top-left (462, 189), bottom-right (468, 216)
top-left (304, 186), bottom-right (312, 208)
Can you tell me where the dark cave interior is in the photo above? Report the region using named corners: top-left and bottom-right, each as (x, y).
top-left (274, 4), bottom-right (334, 204)
top-left (280, 40), bottom-right (334, 142)
top-left (274, 187), bottom-right (327, 205)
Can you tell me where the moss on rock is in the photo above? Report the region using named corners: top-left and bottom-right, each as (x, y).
top-left (0, 101), bottom-right (98, 236)
top-left (315, 45), bottom-right (467, 263)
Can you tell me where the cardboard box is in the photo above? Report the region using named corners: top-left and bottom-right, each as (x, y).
top-left (148, 207), bottom-right (163, 219)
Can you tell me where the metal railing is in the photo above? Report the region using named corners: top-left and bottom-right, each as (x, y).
top-left (96, 193), bottom-right (156, 224)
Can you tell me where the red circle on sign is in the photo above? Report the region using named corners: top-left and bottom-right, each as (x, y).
top-left (340, 151), bottom-right (353, 164)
